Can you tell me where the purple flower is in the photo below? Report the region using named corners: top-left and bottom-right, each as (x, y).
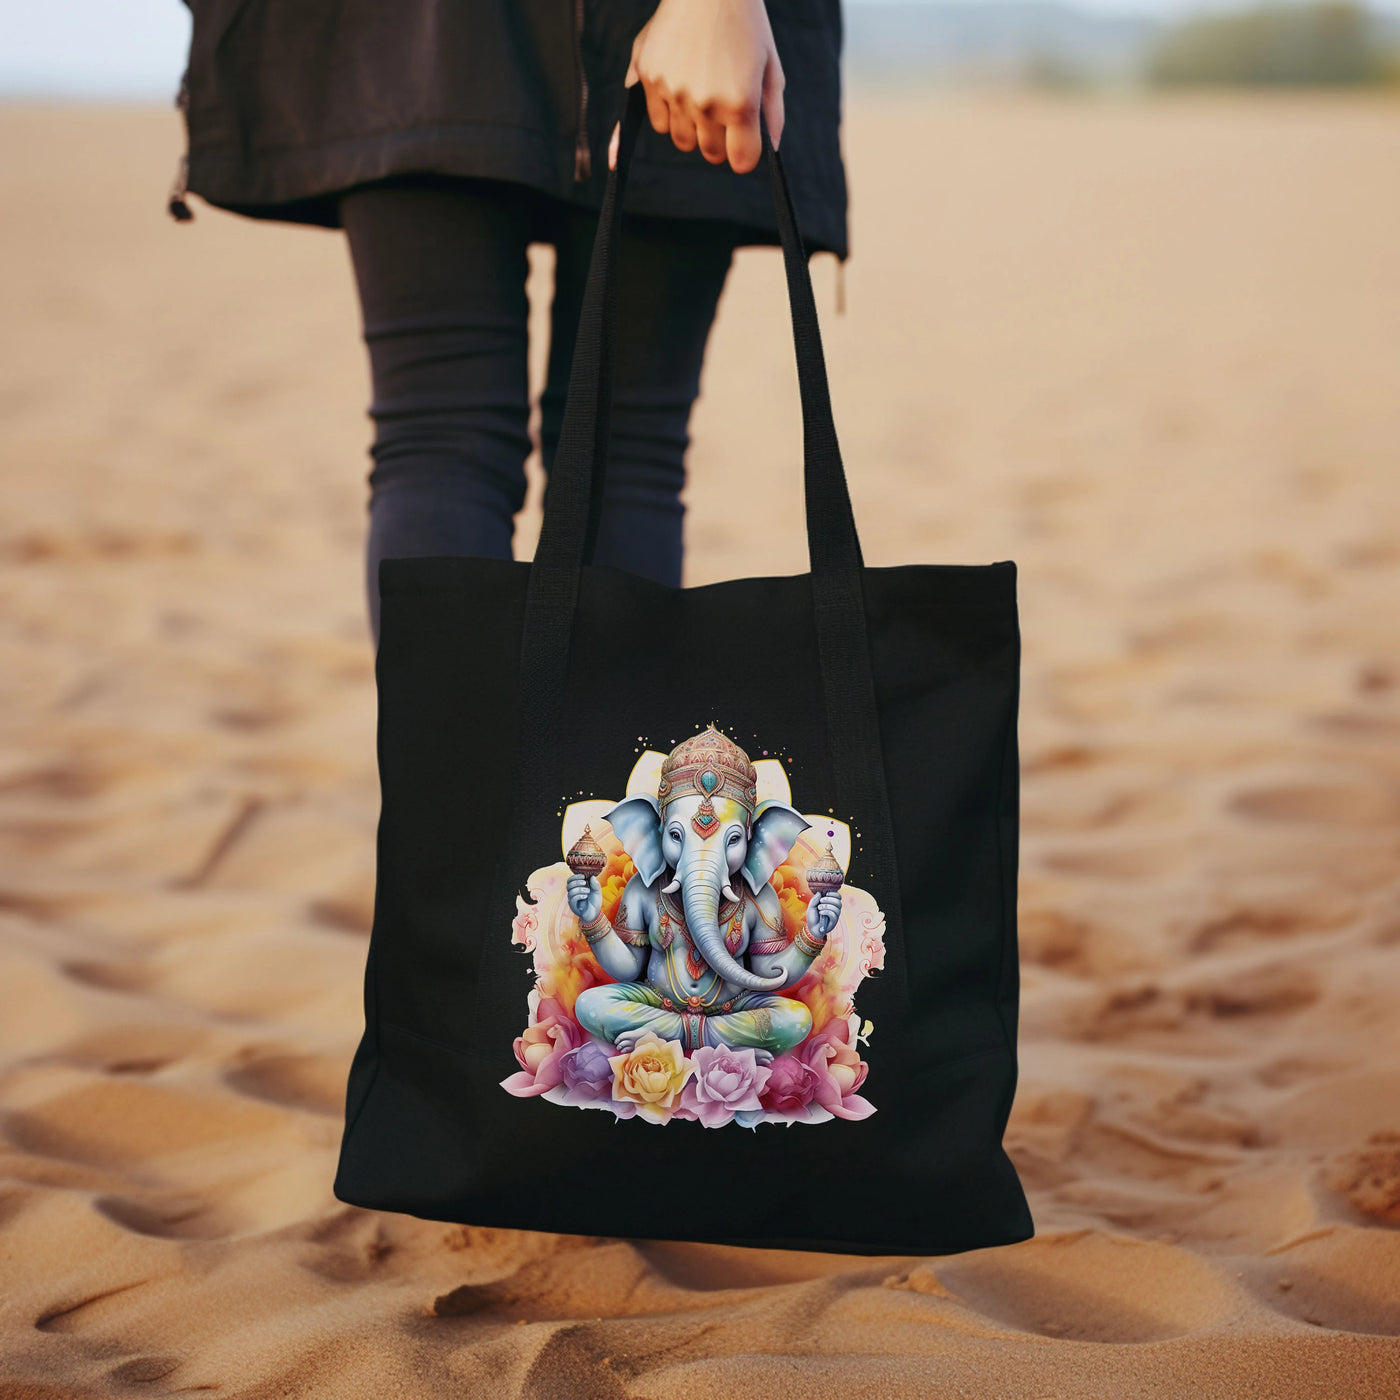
top-left (556, 1039), bottom-right (616, 1105)
top-left (677, 1044), bottom-right (771, 1129)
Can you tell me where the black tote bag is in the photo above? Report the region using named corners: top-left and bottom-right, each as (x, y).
top-left (334, 88), bottom-right (1033, 1256)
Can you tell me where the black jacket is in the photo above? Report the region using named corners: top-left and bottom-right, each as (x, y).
top-left (178, 0), bottom-right (848, 257)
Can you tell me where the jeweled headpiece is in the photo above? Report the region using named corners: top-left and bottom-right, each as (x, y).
top-left (658, 725), bottom-right (758, 837)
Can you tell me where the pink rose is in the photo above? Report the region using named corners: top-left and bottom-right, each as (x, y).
top-left (500, 996), bottom-right (582, 1097)
top-left (759, 1053), bottom-right (820, 1116)
top-left (799, 1018), bottom-right (875, 1121)
top-left (677, 1044), bottom-right (771, 1129)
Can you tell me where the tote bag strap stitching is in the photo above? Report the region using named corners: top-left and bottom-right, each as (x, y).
top-left (528, 93), bottom-right (642, 587)
top-left (767, 134), bottom-right (864, 578)
top-left (471, 88), bottom-right (909, 1059)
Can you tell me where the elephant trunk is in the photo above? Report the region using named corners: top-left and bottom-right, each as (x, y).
top-left (680, 848), bottom-right (785, 992)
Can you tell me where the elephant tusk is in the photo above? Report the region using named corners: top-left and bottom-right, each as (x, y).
top-left (661, 875), bottom-right (681, 895)
top-left (721, 881), bottom-right (740, 904)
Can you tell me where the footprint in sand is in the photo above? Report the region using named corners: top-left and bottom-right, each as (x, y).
top-left (224, 1049), bottom-right (349, 1116)
top-left (1229, 781), bottom-right (1400, 827)
top-left (0, 527), bottom-right (198, 564)
top-left (3, 1077), bottom-right (291, 1169)
top-left (0, 815), bottom-right (94, 857)
top-left (935, 1232), bottom-right (1245, 1343)
top-left (1179, 964), bottom-right (1321, 1019)
top-left (1310, 709), bottom-right (1400, 741)
top-left (0, 759), bottom-right (112, 801)
top-left (211, 700), bottom-right (299, 732)
top-left (34, 1280), bottom-right (149, 1333)
top-left (1255, 1228), bottom-right (1400, 1337)
top-left (1041, 839), bottom-right (1187, 881)
top-left (1017, 908), bottom-right (1151, 977)
top-left (1074, 964), bottom-right (1320, 1041)
top-left (307, 872), bottom-right (376, 936)
top-left (60, 958), bottom-right (152, 995)
top-left (432, 1241), bottom-right (655, 1323)
top-left (1005, 1087), bottom-right (1095, 1171)
top-left (107, 1355), bottom-right (185, 1384)
top-left (639, 1240), bottom-right (874, 1291)
top-left (54, 1024), bottom-right (207, 1075)
top-left (95, 1192), bottom-right (234, 1241)
top-left (1188, 900), bottom-right (1355, 954)
top-left (518, 1328), bottom-right (630, 1400)
top-left (1325, 1132), bottom-right (1400, 1227)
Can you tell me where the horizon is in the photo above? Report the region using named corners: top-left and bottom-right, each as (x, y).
top-left (5, 0), bottom-right (1399, 100)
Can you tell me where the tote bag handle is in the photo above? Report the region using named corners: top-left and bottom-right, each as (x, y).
top-left (533, 84), bottom-right (864, 581)
top-left (497, 86), bottom-right (910, 1044)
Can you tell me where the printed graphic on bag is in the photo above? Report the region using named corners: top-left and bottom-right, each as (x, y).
top-left (501, 726), bottom-right (883, 1127)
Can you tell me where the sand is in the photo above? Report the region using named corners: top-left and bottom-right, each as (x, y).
top-left (1, 92), bottom-right (1398, 1397)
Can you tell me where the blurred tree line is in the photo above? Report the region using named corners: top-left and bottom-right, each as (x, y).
top-left (1147, 2), bottom-right (1399, 85)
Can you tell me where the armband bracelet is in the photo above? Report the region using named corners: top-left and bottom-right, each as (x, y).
top-left (579, 912), bottom-right (611, 944)
top-left (748, 935), bottom-right (789, 957)
top-left (793, 923), bottom-right (827, 958)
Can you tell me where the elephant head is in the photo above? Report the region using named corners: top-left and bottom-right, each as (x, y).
top-left (604, 727), bottom-right (810, 991)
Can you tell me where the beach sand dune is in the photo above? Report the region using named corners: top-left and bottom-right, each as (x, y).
top-left (1, 95), bottom-right (1398, 1397)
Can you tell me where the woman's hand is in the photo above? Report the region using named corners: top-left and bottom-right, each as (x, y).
top-left (610, 0), bottom-right (784, 175)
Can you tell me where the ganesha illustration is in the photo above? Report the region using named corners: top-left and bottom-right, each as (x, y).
top-left (501, 725), bottom-right (886, 1129)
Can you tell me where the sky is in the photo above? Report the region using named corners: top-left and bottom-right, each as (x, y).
top-left (0, 0), bottom-right (1394, 100)
top-left (1, 0), bottom-right (190, 99)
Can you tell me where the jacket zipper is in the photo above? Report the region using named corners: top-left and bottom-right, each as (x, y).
top-left (572, 0), bottom-right (592, 182)
top-left (167, 72), bottom-right (194, 221)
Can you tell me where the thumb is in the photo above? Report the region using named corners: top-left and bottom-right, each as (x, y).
top-left (761, 53), bottom-right (785, 150)
top-left (625, 27), bottom-right (645, 87)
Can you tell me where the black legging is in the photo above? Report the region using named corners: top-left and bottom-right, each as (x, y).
top-left (339, 176), bottom-right (736, 638)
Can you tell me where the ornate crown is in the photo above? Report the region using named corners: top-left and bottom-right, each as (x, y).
top-left (658, 725), bottom-right (758, 836)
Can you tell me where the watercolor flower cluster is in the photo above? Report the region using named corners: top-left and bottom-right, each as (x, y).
top-left (502, 997), bottom-right (875, 1128)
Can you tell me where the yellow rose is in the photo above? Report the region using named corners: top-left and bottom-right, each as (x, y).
top-left (609, 1035), bottom-right (693, 1124)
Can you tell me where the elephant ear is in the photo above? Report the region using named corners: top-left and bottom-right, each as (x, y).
top-left (604, 795), bottom-right (665, 886)
top-left (742, 801), bottom-right (811, 895)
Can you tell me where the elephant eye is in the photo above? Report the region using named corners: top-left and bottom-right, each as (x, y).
top-left (727, 830), bottom-right (742, 844)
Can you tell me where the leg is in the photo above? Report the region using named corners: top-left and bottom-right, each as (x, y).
top-left (540, 211), bottom-right (736, 587)
top-left (702, 993), bottom-right (812, 1056)
top-left (575, 982), bottom-right (685, 1049)
top-left (339, 177), bottom-right (535, 639)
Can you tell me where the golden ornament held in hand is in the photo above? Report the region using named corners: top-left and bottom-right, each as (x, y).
top-left (566, 823), bottom-right (607, 878)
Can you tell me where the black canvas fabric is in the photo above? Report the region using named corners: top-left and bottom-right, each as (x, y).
top-left (334, 88), bottom-right (1032, 1255)
top-left (176, 0), bottom-right (848, 258)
